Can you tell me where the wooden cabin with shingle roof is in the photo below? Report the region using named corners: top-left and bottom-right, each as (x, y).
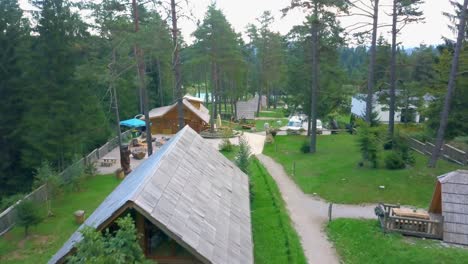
top-left (429, 170), bottom-right (468, 245)
top-left (147, 99), bottom-right (210, 134)
top-left (49, 126), bottom-right (253, 264)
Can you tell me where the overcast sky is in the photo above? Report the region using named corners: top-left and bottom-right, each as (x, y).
top-left (19, 0), bottom-right (457, 47)
top-left (178, 0), bottom-right (456, 47)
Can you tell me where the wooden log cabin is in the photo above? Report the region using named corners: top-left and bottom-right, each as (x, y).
top-left (147, 99), bottom-right (210, 134)
top-left (49, 126), bottom-right (253, 264)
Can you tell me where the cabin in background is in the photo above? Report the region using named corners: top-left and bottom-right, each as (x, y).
top-left (235, 95), bottom-right (267, 120)
top-left (147, 99), bottom-right (210, 134)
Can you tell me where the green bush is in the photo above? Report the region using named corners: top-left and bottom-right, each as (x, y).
top-left (16, 200), bottom-right (42, 237)
top-left (385, 151), bottom-right (406, 170)
top-left (219, 137), bottom-right (233, 152)
top-left (235, 136), bottom-right (251, 173)
top-left (300, 141), bottom-right (310, 153)
top-left (84, 162), bottom-right (98, 177)
top-left (357, 121), bottom-right (380, 168)
top-left (0, 193), bottom-right (25, 211)
top-left (68, 215), bottom-right (150, 264)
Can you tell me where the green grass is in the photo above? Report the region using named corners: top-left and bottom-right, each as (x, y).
top-left (327, 219), bottom-right (468, 264)
top-left (0, 175), bottom-right (121, 263)
top-left (220, 149), bottom-right (306, 264)
top-left (250, 158), bottom-right (307, 264)
top-left (258, 108), bottom-right (287, 118)
top-left (222, 119), bottom-right (287, 132)
top-left (263, 134), bottom-right (460, 207)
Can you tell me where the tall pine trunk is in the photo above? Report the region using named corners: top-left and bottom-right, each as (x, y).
top-left (366, 0), bottom-right (379, 123)
top-left (309, 5), bottom-right (319, 153)
top-left (170, 0), bottom-right (184, 132)
top-left (388, 0), bottom-right (397, 141)
top-left (132, 0), bottom-right (152, 155)
top-left (428, 0), bottom-right (468, 167)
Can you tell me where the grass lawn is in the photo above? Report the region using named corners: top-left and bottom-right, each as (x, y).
top-left (221, 148), bottom-right (306, 264)
top-left (249, 158), bottom-right (306, 264)
top-left (258, 108), bottom-right (287, 118)
top-left (0, 175), bottom-right (121, 263)
top-left (263, 134), bottom-right (460, 207)
top-left (222, 119), bottom-right (287, 132)
top-left (327, 219), bottom-right (468, 264)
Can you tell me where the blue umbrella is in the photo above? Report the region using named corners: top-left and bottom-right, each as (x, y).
top-left (119, 118), bottom-right (146, 128)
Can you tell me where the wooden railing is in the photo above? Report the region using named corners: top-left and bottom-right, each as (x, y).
top-left (407, 137), bottom-right (468, 165)
top-left (385, 215), bottom-right (443, 239)
top-left (376, 203), bottom-right (443, 240)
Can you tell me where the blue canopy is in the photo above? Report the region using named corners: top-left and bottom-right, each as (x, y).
top-left (119, 118), bottom-right (146, 128)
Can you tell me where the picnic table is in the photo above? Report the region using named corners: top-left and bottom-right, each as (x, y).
top-left (101, 157), bottom-right (117, 167)
top-left (392, 208), bottom-right (430, 220)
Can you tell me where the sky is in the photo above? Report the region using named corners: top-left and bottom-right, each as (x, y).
top-left (19, 0), bottom-right (457, 47)
top-left (178, 0), bottom-right (456, 47)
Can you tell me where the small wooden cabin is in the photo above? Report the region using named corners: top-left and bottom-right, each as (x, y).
top-left (376, 170), bottom-right (468, 245)
top-left (49, 126), bottom-right (253, 264)
top-left (147, 99), bottom-right (210, 134)
top-left (429, 170), bottom-right (468, 245)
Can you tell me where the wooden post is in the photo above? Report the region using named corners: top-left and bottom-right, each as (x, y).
top-left (328, 203), bottom-right (333, 222)
top-left (135, 212), bottom-right (146, 254)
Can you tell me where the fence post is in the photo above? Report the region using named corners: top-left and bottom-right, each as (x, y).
top-left (328, 203), bottom-right (333, 222)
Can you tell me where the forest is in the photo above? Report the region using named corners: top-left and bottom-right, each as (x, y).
top-left (1, 0), bottom-right (467, 196)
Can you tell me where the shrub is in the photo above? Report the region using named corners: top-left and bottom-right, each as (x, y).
top-left (66, 156), bottom-right (86, 192)
top-left (84, 162), bottom-right (98, 177)
top-left (0, 193), bottom-right (25, 212)
top-left (385, 133), bottom-right (415, 167)
top-left (219, 138), bottom-right (233, 152)
top-left (300, 141), bottom-right (310, 153)
top-left (235, 136), bottom-right (251, 173)
top-left (16, 200), bottom-right (42, 237)
top-left (33, 161), bottom-right (62, 216)
top-left (385, 151), bottom-right (406, 170)
top-left (219, 128), bottom-right (234, 152)
top-left (68, 215), bottom-right (150, 264)
top-left (357, 122), bottom-right (380, 168)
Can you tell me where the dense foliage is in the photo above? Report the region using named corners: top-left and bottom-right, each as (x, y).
top-left (68, 215), bottom-right (150, 264)
top-left (1, 0), bottom-right (467, 196)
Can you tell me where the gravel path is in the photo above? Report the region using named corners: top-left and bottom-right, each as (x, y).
top-left (204, 132), bottom-right (266, 155)
top-left (256, 154), bottom-right (376, 264)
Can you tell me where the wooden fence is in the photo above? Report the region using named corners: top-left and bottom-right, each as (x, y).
top-left (0, 130), bottom-right (132, 236)
top-left (407, 137), bottom-right (468, 165)
top-left (0, 185), bottom-right (48, 236)
top-left (376, 203), bottom-right (443, 240)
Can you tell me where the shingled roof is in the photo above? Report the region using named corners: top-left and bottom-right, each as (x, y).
top-left (437, 170), bottom-right (468, 245)
top-left (49, 126), bottom-right (253, 264)
top-left (148, 99), bottom-right (210, 123)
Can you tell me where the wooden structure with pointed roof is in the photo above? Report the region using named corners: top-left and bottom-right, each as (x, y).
top-left (429, 170), bottom-right (468, 245)
top-left (147, 99), bottom-right (210, 134)
top-left (49, 126), bottom-right (253, 264)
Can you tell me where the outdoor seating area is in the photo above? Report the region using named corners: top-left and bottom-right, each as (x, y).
top-left (100, 157), bottom-right (117, 167)
top-left (375, 203), bottom-right (443, 239)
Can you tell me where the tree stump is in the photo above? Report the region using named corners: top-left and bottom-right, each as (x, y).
top-left (74, 210), bottom-right (85, 224)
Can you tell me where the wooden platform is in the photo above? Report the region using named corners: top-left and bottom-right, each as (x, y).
top-left (376, 203), bottom-right (443, 239)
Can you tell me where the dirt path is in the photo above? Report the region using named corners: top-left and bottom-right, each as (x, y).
top-left (204, 132), bottom-right (266, 155)
top-left (256, 154), bottom-right (376, 264)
